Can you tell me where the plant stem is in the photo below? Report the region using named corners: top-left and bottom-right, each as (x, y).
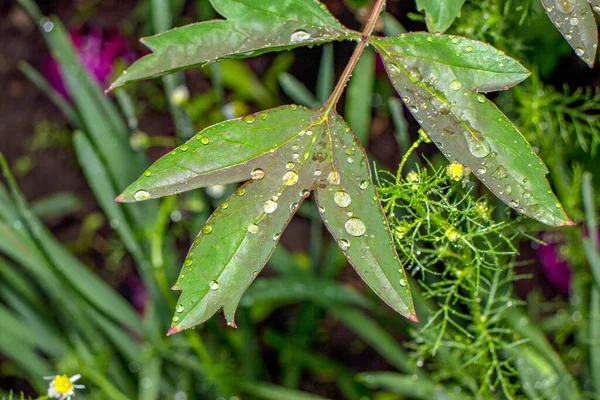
top-left (324, 0), bottom-right (386, 112)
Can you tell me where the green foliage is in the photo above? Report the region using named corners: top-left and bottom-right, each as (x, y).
top-left (109, 0), bottom-right (359, 90)
top-left (115, 0), bottom-right (570, 334)
top-left (541, 0), bottom-right (599, 67)
top-left (416, 0), bottom-right (466, 33)
top-left (3, 0), bottom-right (599, 399)
top-left (371, 33), bottom-right (571, 227)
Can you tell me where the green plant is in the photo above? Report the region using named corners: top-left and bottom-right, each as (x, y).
top-left (112, 0), bottom-right (570, 334)
top-left (3, 0), bottom-right (600, 399)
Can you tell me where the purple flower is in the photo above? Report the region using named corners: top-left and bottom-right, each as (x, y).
top-left (43, 27), bottom-right (135, 100)
top-left (536, 235), bottom-right (572, 294)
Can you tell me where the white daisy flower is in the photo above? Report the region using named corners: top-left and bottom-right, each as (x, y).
top-left (44, 373), bottom-right (85, 400)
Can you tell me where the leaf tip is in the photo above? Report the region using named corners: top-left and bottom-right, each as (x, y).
top-left (114, 194), bottom-right (125, 202)
top-left (166, 325), bottom-right (181, 336)
top-left (407, 312), bottom-right (420, 323)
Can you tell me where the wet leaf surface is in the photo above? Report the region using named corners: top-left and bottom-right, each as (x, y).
top-left (541, 0), bottom-right (598, 67)
top-left (371, 33), bottom-right (573, 226)
top-left (118, 105), bottom-right (416, 332)
top-left (109, 0), bottom-right (357, 90)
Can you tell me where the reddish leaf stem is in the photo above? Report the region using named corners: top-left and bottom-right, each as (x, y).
top-left (325, 0), bottom-right (386, 112)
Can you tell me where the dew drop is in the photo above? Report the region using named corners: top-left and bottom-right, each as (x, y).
top-left (248, 224), bottom-right (260, 234)
top-left (243, 115), bottom-right (256, 124)
top-left (263, 200), bottom-right (278, 214)
top-left (555, 0), bottom-right (575, 13)
top-left (273, 233), bottom-right (281, 240)
top-left (493, 166), bottom-right (508, 179)
top-left (173, 316), bottom-right (179, 322)
top-left (144, 170), bottom-right (152, 177)
top-left (451, 37), bottom-right (460, 44)
top-left (339, 239), bottom-right (350, 251)
top-left (451, 80), bottom-right (462, 91)
top-left (260, 112), bottom-right (267, 120)
top-left (290, 30), bottom-right (311, 43)
top-left (300, 189), bottom-right (310, 197)
top-left (570, 17), bottom-right (579, 25)
top-left (202, 224), bottom-right (213, 235)
top-left (251, 168), bottom-right (265, 180)
top-left (334, 191), bottom-right (352, 207)
top-left (466, 46), bottom-right (473, 52)
top-left (200, 136), bottom-right (210, 145)
top-left (575, 47), bottom-right (585, 57)
top-left (466, 135), bottom-right (491, 158)
top-left (399, 278), bottom-right (407, 287)
top-left (286, 162), bottom-right (295, 169)
top-left (283, 171), bottom-right (299, 186)
top-left (209, 280), bottom-right (220, 290)
top-left (221, 201), bottom-right (229, 209)
top-left (359, 180), bottom-right (369, 190)
top-left (180, 144), bottom-right (189, 152)
top-left (345, 217), bottom-right (366, 237)
top-left (176, 305), bottom-right (184, 313)
top-left (134, 190), bottom-right (150, 201)
top-left (237, 188), bottom-right (246, 196)
top-left (327, 171), bottom-right (341, 185)
top-left (476, 94), bottom-right (486, 103)
top-left (290, 202), bottom-right (299, 211)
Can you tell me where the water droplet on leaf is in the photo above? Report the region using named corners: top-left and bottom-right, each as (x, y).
top-left (345, 217), bottom-right (366, 237)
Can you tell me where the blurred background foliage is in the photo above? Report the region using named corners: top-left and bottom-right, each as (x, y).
top-left (0, 0), bottom-right (600, 399)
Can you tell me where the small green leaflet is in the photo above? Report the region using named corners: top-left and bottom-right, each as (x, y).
top-left (541, 0), bottom-right (598, 67)
top-left (370, 33), bottom-right (573, 226)
top-left (415, 0), bottom-right (466, 33)
top-left (117, 105), bottom-right (417, 333)
top-left (108, 0), bottom-right (358, 91)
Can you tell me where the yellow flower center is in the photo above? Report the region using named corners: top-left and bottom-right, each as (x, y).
top-left (53, 375), bottom-right (74, 395)
top-left (446, 162), bottom-right (465, 181)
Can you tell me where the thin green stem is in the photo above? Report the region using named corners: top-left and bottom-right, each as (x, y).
top-left (324, 0), bottom-right (386, 113)
top-left (396, 138), bottom-right (423, 183)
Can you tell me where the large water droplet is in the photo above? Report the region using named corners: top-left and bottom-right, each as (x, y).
top-left (327, 171), bottom-right (341, 185)
top-left (334, 191), bottom-right (352, 207)
top-left (263, 200), bottom-right (278, 214)
top-left (290, 30), bottom-right (311, 43)
top-left (202, 224), bottom-right (213, 235)
top-left (251, 168), bottom-right (265, 180)
top-left (345, 218), bottom-right (366, 237)
top-left (399, 278), bottom-right (408, 287)
top-left (176, 305), bottom-right (184, 313)
top-left (283, 171), bottom-right (299, 186)
top-left (359, 180), bottom-right (369, 190)
top-left (466, 134), bottom-right (491, 158)
top-left (555, 0), bottom-right (575, 14)
top-left (248, 224), bottom-right (260, 234)
top-left (451, 80), bottom-right (462, 91)
top-left (209, 280), bottom-right (219, 290)
top-left (134, 190), bottom-right (150, 201)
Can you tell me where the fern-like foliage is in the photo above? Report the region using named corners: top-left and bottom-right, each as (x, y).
top-left (378, 162), bottom-right (528, 398)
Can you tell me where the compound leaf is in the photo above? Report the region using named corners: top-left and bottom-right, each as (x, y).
top-left (109, 0), bottom-right (357, 90)
top-left (416, 0), bottom-right (466, 33)
top-left (118, 106), bottom-right (416, 332)
top-left (371, 33), bottom-right (573, 226)
top-left (542, 0), bottom-right (598, 67)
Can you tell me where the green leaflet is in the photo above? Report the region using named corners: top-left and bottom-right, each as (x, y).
top-left (416, 0), bottom-right (466, 33)
top-left (371, 33), bottom-right (573, 227)
top-left (109, 0), bottom-right (358, 90)
top-left (118, 105), bottom-right (416, 332)
top-left (542, 0), bottom-right (598, 67)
